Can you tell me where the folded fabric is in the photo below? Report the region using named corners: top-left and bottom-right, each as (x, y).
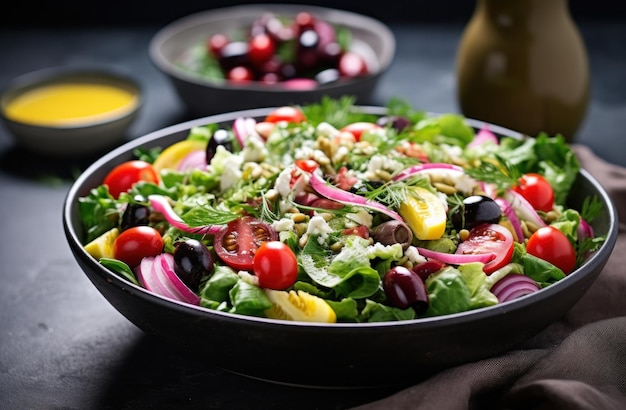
top-left (353, 145), bottom-right (626, 410)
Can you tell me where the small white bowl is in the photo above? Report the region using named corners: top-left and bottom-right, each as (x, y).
top-left (149, 4), bottom-right (396, 116)
top-left (1, 67), bottom-right (142, 157)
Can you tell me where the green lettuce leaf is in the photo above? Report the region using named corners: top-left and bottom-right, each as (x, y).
top-left (360, 299), bottom-right (416, 322)
top-left (299, 235), bottom-right (381, 299)
top-left (229, 280), bottom-right (272, 317)
top-left (199, 264), bottom-right (239, 303)
top-left (425, 266), bottom-right (471, 316)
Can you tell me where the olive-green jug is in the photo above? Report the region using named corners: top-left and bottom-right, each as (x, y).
top-left (456, 0), bottom-right (589, 141)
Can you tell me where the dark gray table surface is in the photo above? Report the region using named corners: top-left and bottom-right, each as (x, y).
top-left (1, 23), bottom-right (625, 409)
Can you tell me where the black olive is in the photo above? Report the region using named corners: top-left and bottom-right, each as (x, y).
top-left (206, 128), bottom-right (233, 162)
top-left (451, 195), bottom-right (501, 231)
top-left (173, 239), bottom-right (214, 291)
top-left (218, 41), bottom-right (249, 71)
top-left (120, 197), bottom-right (150, 231)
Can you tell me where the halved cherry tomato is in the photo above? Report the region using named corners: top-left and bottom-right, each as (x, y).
top-left (339, 122), bottom-right (381, 142)
top-left (103, 160), bottom-right (159, 199)
top-left (456, 223), bottom-right (514, 274)
top-left (342, 225), bottom-right (370, 239)
top-left (333, 166), bottom-right (358, 190)
top-left (253, 241), bottom-right (298, 290)
top-left (113, 226), bottom-right (164, 268)
top-left (527, 226), bottom-right (576, 274)
top-left (213, 216), bottom-right (278, 271)
top-left (255, 121), bottom-right (276, 139)
top-left (264, 106), bottom-right (306, 124)
top-left (513, 173), bottom-right (555, 212)
top-left (294, 159), bottom-right (319, 173)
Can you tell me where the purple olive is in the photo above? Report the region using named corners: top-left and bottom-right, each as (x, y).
top-left (371, 220), bottom-right (413, 250)
top-left (376, 115), bottom-right (412, 132)
top-left (383, 266), bottom-right (429, 313)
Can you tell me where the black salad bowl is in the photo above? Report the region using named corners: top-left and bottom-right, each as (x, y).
top-left (63, 106), bottom-right (618, 388)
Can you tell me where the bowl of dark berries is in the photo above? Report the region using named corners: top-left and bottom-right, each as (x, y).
top-left (148, 4), bottom-right (395, 116)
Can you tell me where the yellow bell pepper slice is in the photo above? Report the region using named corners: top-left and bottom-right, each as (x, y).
top-left (84, 228), bottom-right (119, 259)
top-left (152, 139), bottom-right (206, 172)
top-left (265, 289), bottom-right (337, 323)
top-left (399, 186), bottom-right (447, 240)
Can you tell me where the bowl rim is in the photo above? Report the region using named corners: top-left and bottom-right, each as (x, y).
top-left (148, 3), bottom-right (396, 93)
top-left (63, 105), bottom-right (619, 330)
top-left (1, 65), bottom-right (143, 130)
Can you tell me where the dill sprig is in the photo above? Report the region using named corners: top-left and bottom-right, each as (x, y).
top-left (580, 195), bottom-right (604, 222)
top-left (365, 176), bottom-right (430, 209)
top-left (465, 154), bottom-right (521, 191)
top-left (239, 192), bottom-right (281, 223)
top-left (301, 95), bottom-right (379, 128)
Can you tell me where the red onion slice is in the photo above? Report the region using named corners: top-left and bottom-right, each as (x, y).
top-left (177, 150), bottom-right (207, 171)
top-left (308, 172), bottom-right (403, 221)
top-left (232, 117), bottom-right (259, 148)
top-left (136, 256), bottom-right (180, 301)
top-left (417, 247), bottom-right (495, 265)
top-left (148, 194), bottom-right (223, 235)
top-left (503, 189), bottom-right (546, 229)
top-left (495, 198), bottom-right (524, 243)
top-left (159, 253), bottom-right (201, 305)
top-left (490, 273), bottom-right (539, 303)
top-left (467, 125), bottom-right (499, 148)
top-left (393, 163), bottom-right (464, 182)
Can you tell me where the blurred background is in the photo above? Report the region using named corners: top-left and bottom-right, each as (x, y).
top-left (1, 0), bottom-right (625, 167)
top-left (1, 0), bottom-right (623, 27)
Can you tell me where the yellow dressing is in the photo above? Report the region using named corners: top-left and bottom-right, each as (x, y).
top-left (5, 82), bottom-right (138, 126)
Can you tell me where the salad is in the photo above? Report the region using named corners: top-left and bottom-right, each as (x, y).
top-left (79, 97), bottom-right (606, 323)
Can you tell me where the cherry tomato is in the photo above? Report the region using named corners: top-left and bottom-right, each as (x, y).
top-left (338, 52), bottom-right (368, 77)
top-left (294, 159), bottom-right (319, 173)
top-left (255, 121), bottom-right (276, 139)
top-left (213, 216), bottom-right (278, 271)
top-left (456, 223), bottom-right (514, 274)
top-left (248, 33), bottom-right (275, 65)
top-left (253, 241), bottom-right (298, 290)
top-left (513, 173), bottom-right (555, 212)
top-left (264, 106), bottom-right (306, 124)
top-left (527, 226), bottom-right (576, 274)
top-left (113, 226), bottom-right (164, 268)
top-left (208, 33), bottom-right (229, 56)
top-left (227, 66), bottom-right (254, 83)
top-left (103, 160), bottom-right (159, 199)
top-left (339, 122), bottom-right (382, 142)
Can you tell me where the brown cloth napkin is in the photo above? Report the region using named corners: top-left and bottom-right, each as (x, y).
top-left (353, 145), bottom-right (626, 410)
